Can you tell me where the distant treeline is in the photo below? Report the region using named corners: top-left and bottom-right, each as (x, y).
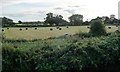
top-left (1, 13), bottom-right (120, 27)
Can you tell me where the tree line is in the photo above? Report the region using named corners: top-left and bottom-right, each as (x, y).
top-left (2, 13), bottom-right (120, 27)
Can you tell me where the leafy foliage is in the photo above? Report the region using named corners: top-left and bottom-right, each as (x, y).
top-left (69, 14), bottom-right (83, 26)
top-left (2, 33), bottom-right (120, 72)
top-left (44, 13), bottom-right (68, 26)
top-left (89, 20), bottom-right (106, 36)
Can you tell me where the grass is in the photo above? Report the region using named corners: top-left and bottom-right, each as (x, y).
top-left (2, 26), bottom-right (118, 40)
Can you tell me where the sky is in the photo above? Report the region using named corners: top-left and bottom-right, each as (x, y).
top-left (0, 0), bottom-right (120, 22)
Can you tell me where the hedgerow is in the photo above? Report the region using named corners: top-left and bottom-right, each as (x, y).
top-left (2, 33), bottom-right (120, 72)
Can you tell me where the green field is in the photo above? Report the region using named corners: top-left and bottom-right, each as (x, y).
top-left (1, 26), bottom-right (118, 40)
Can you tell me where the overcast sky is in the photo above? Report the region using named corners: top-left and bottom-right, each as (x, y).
top-left (0, 0), bottom-right (120, 22)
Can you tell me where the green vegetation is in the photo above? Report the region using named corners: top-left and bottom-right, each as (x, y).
top-left (2, 33), bottom-right (120, 72)
top-left (44, 13), bottom-right (68, 26)
top-left (1, 7), bottom-right (120, 72)
top-left (89, 20), bottom-right (106, 35)
top-left (68, 14), bottom-right (83, 25)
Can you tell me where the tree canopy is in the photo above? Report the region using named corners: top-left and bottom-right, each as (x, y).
top-left (44, 13), bottom-right (68, 26)
top-left (69, 14), bottom-right (83, 26)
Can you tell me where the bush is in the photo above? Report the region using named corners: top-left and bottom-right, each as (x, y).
top-left (89, 20), bottom-right (106, 36)
top-left (2, 33), bottom-right (120, 72)
top-left (115, 30), bottom-right (120, 33)
top-left (2, 46), bottom-right (31, 72)
top-left (78, 33), bottom-right (92, 38)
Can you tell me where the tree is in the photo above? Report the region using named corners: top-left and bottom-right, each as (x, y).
top-left (18, 20), bottom-right (22, 24)
top-left (83, 21), bottom-right (90, 25)
top-left (90, 17), bottom-right (102, 22)
top-left (44, 13), bottom-right (54, 25)
top-left (103, 16), bottom-right (111, 24)
top-left (44, 13), bottom-right (68, 26)
top-left (69, 14), bottom-right (83, 26)
top-left (2, 17), bottom-right (14, 27)
top-left (118, 20), bottom-right (120, 25)
top-left (94, 16), bottom-right (119, 25)
top-left (110, 18), bottom-right (118, 25)
top-left (89, 20), bottom-right (106, 35)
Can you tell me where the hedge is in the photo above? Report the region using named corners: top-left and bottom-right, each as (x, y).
top-left (2, 33), bottom-right (120, 72)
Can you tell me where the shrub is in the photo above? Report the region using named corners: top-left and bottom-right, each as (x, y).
top-left (2, 33), bottom-right (120, 72)
top-left (89, 20), bottom-right (106, 36)
top-left (2, 45), bottom-right (31, 72)
top-left (81, 33), bottom-right (92, 38)
top-left (116, 25), bottom-right (118, 27)
top-left (115, 30), bottom-right (120, 33)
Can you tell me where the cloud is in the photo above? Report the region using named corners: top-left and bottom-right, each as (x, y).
top-left (64, 9), bottom-right (75, 14)
top-left (1, 0), bottom-right (18, 4)
top-left (1, 0), bottom-right (119, 22)
top-left (37, 10), bottom-right (46, 14)
top-left (2, 13), bottom-right (45, 22)
top-left (54, 7), bottom-right (63, 10)
top-left (0, 0), bottom-right (57, 8)
top-left (5, 2), bottom-right (55, 8)
top-left (68, 5), bottom-right (80, 8)
top-left (0, 0), bottom-right (23, 7)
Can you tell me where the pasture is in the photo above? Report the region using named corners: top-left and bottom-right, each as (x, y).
top-left (1, 26), bottom-right (118, 40)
